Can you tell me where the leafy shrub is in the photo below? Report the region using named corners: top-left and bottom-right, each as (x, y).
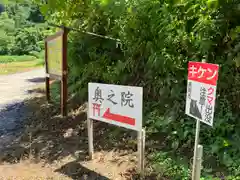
top-left (150, 151), bottom-right (190, 180)
top-left (0, 1), bottom-right (47, 56)
top-left (10, 27), bottom-right (44, 55)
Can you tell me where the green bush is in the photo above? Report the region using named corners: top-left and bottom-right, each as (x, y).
top-left (10, 27), bottom-right (44, 55)
top-left (0, 1), bottom-right (47, 56)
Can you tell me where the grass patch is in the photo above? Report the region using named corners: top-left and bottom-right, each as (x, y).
top-left (148, 151), bottom-right (240, 180)
top-left (0, 55), bottom-right (39, 64)
top-left (0, 55), bottom-right (44, 75)
top-left (0, 60), bottom-right (44, 75)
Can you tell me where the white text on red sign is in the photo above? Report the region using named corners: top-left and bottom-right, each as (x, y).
top-left (186, 61), bottom-right (219, 126)
top-left (188, 61), bottom-right (219, 85)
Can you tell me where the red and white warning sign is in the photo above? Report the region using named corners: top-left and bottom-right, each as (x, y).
top-left (88, 83), bottom-right (143, 131)
top-left (185, 61), bottom-right (219, 126)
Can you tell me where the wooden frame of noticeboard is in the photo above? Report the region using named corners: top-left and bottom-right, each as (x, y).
top-left (44, 28), bottom-right (68, 116)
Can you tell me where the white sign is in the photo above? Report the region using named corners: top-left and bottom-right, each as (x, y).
top-left (88, 83), bottom-right (143, 131)
top-left (185, 61), bottom-right (219, 126)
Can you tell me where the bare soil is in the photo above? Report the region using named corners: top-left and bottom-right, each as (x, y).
top-left (0, 97), bottom-right (141, 180)
top-left (0, 69), bottom-right (155, 180)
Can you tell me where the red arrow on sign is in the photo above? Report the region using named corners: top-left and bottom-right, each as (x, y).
top-left (102, 108), bottom-right (135, 126)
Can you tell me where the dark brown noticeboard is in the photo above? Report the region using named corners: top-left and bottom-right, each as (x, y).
top-left (45, 28), bottom-right (68, 116)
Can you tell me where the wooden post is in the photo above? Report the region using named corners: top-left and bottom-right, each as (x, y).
top-left (46, 77), bottom-right (50, 102)
top-left (61, 27), bottom-right (68, 116)
top-left (44, 41), bottom-right (50, 102)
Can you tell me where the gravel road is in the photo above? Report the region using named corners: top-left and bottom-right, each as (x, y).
top-left (0, 69), bottom-right (45, 148)
top-left (0, 69), bottom-right (45, 109)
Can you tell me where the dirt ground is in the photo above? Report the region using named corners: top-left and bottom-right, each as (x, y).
top-left (0, 68), bottom-right (45, 108)
top-left (0, 96), bottom-right (144, 180)
top-left (0, 160), bottom-right (71, 180)
top-left (0, 151), bottom-right (136, 180)
top-left (0, 69), bottom-right (155, 180)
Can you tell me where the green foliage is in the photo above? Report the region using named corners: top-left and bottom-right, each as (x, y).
top-left (0, 11), bottom-right (15, 54)
top-left (0, 29), bottom-right (13, 54)
top-left (35, 0), bottom-right (240, 178)
top-left (0, 0), bottom-right (46, 55)
top-left (11, 26), bottom-right (44, 55)
top-left (150, 151), bottom-right (190, 180)
top-left (0, 12), bottom-right (15, 32)
top-left (151, 151), bottom-right (240, 180)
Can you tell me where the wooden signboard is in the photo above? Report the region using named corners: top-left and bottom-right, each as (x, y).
top-left (45, 28), bottom-right (68, 116)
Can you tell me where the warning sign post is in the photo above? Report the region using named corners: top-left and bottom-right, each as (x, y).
top-left (185, 61), bottom-right (219, 180)
top-left (186, 61), bottom-right (219, 126)
top-left (88, 83), bottom-right (145, 174)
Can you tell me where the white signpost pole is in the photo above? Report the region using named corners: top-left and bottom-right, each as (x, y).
top-left (138, 128), bottom-right (146, 177)
top-left (195, 145), bottom-right (203, 180)
top-left (192, 119), bottom-right (200, 180)
top-left (138, 130), bottom-right (143, 174)
top-left (87, 104), bottom-right (94, 160)
top-left (192, 58), bottom-right (205, 180)
top-left (142, 129), bottom-right (146, 175)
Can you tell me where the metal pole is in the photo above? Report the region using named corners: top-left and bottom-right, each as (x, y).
top-left (87, 118), bottom-right (94, 159)
top-left (195, 145), bottom-right (203, 180)
top-left (87, 104), bottom-right (94, 160)
top-left (192, 59), bottom-right (206, 180)
top-left (137, 129), bottom-right (143, 174)
top-left (137, 128), bottom-right (146, 178)
top-left (141, 129), bottom-right (146, 177)
top-left (192, 119), bottom-right (200, 180)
